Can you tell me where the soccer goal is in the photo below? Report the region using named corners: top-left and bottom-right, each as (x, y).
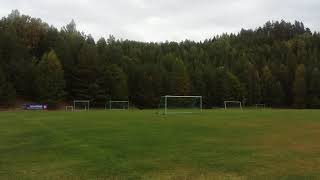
top-left (224, 101), bottom-right (243, 110)
top-left (65, 106), bottom-right (74, 111)
top-left (255, 104), bottom-right (266, 109)
top-left (158, 95), bottom-right (202, 115)
top-left (74, 100), bottom-right (90, 111)
top-left (107, 101), bottom-right (129, 110)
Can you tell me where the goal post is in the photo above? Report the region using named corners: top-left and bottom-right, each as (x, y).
top-left (65, 106), bottom-right (74, 111)
top-left (107, 100), bottom-right (130, 110)
top-left (158, 95), bottom-right (203, 115)
top-left (255, 104), bottom-right (266, 109)
top-left (74, 100), bottom-right (90, 111)
top-left (224, 101), bottom-right (243, 110)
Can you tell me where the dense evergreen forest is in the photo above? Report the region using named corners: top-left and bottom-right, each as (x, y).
top-left (0, 10), bottom-right (319, 109)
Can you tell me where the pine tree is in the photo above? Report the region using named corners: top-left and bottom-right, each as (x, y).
top-left (35, 50), bottom-right (65, 108)
top-left (161, 54), bottom-right (190, 95)
top-left (224, 71), bottom-right (243, 101)
top-left (101, 64), bottom-right (128, 101)
top-left (261, 66), bottom-right (284, 106)
top-left (212, 67), bottom-right (226, 106)
top-left (203, 66), bottom-right (217, 107)
top-left (0, 12), bottom-right (319, 109)
top-left (308, 67), bottom-right (320, 108)
top-left (293, 64), bottom-right (307, 108)
top-left (0, 68), bottom-right (16, 107)
top-left (248, 64), bottom-right (262, 105)
top-left (271, 81), bottom-right (285, 106)
top-left (71, 43), bottom-right (100, 102)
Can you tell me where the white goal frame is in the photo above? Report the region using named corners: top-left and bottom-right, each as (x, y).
top-left (65, 106), bottom-right (74, 111)
top-left (159, 95), bottom-right (203, 115)
top-left (74, 100), bottom-right (90, 111)
top-left (255, 104), bottom-right (266, 109)
top-left (224, 101), bottom-right (243, 110)
top-left (107, 100), bottom-right (130, 110)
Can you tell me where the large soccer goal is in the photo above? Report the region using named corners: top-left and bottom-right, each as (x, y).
top-left (224, 101), bottom-right (243, 110)
top-left (74, 100), bottom-right (90, 111)
top-left (158, 95), bottom-right (202, 115)
top-left (107, 101), bottom-right (130, 110)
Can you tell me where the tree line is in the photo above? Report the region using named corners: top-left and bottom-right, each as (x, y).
top-left (0, 10), bottom-right (319, 109)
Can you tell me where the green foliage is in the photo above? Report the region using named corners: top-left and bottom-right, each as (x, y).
top-left (308, 68), bottom-right (320, 108)
top-left (247, 63), bottom-right (261, 105)
top-left (129, 63), bottom-right (166, 108)
top-left (261, 66), bottom-right (285, 106)
top-left (0, 10), bottom-right (320, 108)
top-left (224, 71), bottom-right (243, 101)
top-left (0, 68), bottom-right (16, 107)
top-left (101, 64), bottom-right (128, 100)
top-left (293, 64), bottom-right (307, 108)
top-left (34, 50), bottom-right (65, 108)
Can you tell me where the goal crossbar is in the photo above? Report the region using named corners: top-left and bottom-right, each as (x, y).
top-left (255, 104), bottom-right (266, 108)
top-left (65, 106), bottom-right (74, 111)
top-left (74, 100), bottom-right (90, 111)
top-left (224, 101), bottom-right (243, 110)
top-left (108, 100), bottom-right (129, 110)
top-left (159, 95), bottom-right (203, 115)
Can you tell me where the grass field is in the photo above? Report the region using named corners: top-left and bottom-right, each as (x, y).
top-left (0, 109), bottom-right (320, 179)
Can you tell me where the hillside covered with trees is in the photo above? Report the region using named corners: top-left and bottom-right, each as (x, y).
top-left (0, 10), bottom-right (319, 109)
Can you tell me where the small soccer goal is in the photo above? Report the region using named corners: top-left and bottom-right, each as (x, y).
top-left (158, 95), bottom-right (203, 115)
top-left (107, 101), bottom-right (130, 110)
top-left (65, 106), bottom-right (74, 111)
top-left (74, 100), bottom-right (90, 111)
top-left (255, 104), bottom-right (266, 109)
top-left (224, 101), bottom-right (243, 110)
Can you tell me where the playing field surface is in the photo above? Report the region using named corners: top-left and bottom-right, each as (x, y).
top-left (0, 109), bottom-right (320, 179)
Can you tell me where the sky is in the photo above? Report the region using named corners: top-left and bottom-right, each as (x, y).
top-left (0, 0), bottom-right (319, 42)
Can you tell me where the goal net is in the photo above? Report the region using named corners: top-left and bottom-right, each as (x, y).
top-left (224, 101), bottom-right (243, 110)
top-left (65, 106), bottom-right (74, 111)
top-left (255, 104), bottom-right (266, 109)
top-left (107, 101), bottom-right (129, 110)
top-left (158, 95), bottom-right (202, 115)
top-left (74, 100), bottom-right (90, 111)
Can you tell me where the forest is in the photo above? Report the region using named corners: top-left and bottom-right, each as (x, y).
top-left (0, 10), bottom-right (319, 109)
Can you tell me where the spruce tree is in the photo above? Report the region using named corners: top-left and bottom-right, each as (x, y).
top-left (293, 64), bottom-right (307, 108)
top-left (308, 67), bottom-right (320, 108)
top-left (0, 68), bottom-right (16, 107)
top-left (35, 50), bottom-right (65, 108)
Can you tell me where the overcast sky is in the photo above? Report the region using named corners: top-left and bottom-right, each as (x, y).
top-left (0, 0), bottom-right (319, 42)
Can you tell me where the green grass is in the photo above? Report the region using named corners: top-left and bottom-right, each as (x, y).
top-left (1, 109), bottom-right (320, 179)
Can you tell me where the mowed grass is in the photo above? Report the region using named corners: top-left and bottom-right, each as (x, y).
top-left (0, 109), bottom-right (320, 179)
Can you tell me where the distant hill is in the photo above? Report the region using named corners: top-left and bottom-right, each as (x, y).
top-left (0, 10), bottom-right (319, 109)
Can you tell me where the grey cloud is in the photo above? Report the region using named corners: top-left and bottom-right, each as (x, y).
top-left (0, 0), bottom-right (319, 42)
